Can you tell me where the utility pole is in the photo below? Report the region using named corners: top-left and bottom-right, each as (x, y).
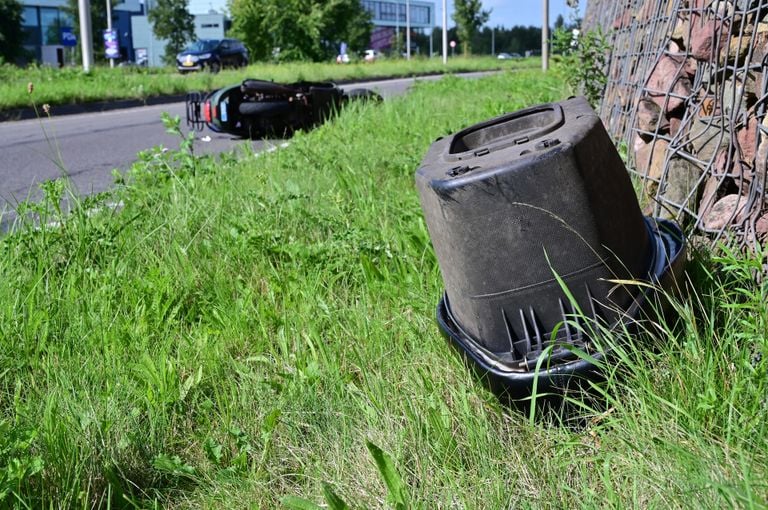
top-left (542, 0), bottom-right (549, 71)
top-left (395, 4), bottom-right (400, 56)
top-left (491, 26), bottom-right (495, 56)
top-left (406, 0), bottom-right (411, 60)
top-left (429, 30), bottom-right (433, 57)
top-left (106, 0), bottom-right (114, 68)
top-left (78, 0), bottom-right (94, 71)
top-left (442, 0), bottom-right (447, 64)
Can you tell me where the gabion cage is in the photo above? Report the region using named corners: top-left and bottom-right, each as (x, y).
top-left (584, 0), bottom-right (768, 270)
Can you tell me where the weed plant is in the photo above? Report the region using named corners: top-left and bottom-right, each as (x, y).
top-left (551, 4), bottom-right (610, 108)
top-left (0, 57), bottom-right (532, 112)
top-left (0, 70), bottom-right (767, 507)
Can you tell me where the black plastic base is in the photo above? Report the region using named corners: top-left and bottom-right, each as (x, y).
top-left (436, 218), bottom-right (687, 403)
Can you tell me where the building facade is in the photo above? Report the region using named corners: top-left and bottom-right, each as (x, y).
top-left (131, 12), bottom-right (227, 67)
top-left (18, 0), bottom-right (435, 66)
top-left (20, 0), bottom-right (72, 65)
top-left (18, 0), bottom-right (227, 67)
top-left (361, 0), bottom-right (435, 52)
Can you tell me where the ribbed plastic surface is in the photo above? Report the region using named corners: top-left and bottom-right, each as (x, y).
top-left (416, 97), bottom-right (653, 357)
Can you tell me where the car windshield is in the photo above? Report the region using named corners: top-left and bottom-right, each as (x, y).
top-left (184, 40), bottom-right (219, 53)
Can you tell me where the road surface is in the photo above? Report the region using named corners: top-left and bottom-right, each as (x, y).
top-left (0, 72), bottom-right (491, 229)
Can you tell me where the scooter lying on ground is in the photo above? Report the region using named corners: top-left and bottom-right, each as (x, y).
top-left (186, 79), bottom-right (381, 138)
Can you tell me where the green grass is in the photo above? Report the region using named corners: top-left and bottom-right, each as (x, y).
top-left (0, 56), bottom-right (533, 112)
top-left (1, 70), bottom-right (767, 508)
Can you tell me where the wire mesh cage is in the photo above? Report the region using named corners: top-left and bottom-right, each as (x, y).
top-left (584, 0), bottom-right (768, 272)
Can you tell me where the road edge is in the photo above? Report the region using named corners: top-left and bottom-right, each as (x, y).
top-left (0, 68), bottom-right (515, 123)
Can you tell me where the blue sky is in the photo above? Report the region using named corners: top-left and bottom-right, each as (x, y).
top-left (188, 0), bottom-right (584, 29)
top-left (440, 1), bottom-right (583, 28)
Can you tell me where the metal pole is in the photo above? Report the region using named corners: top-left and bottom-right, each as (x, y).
top-left (442, 0), bottom-right (447, 64)
top-left (78, 0), bottom-right (93, 72)
top-left (491, 26), bottom-right (495, 56)
top-left (396, 7), bottom-right (399, 56)
top-left (148, 0), bottom-right (155, 66)
top-left (542, 0), bottom-right (549, 71)
top-left (406, 0), bottom-right (411, 60)
top-left (429, 29), bottom-right (433, 57)
top-left (106, 0), bottom-right (113, 68)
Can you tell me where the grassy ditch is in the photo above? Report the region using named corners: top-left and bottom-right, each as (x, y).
top-left (1, 70), bottom-right (767, 507)
top-left (0, 56), bottom-right (532, 112)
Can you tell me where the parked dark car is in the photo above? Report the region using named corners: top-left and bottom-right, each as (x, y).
top-left (186, 79), bottom-right (381, 138)
top-left (177, 39), bottom-right (248, 73)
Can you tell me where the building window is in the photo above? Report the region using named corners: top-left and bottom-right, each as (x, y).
top-left (22, 7), bottom-right (40, 46)
top-left (411, 5), bottom-right (429, 24)
top-left (363, 1), bottom-right (432, 26)
top-left (201, 23), bottom-right (220, 28)
top-left (380, 2), bottom-right (397, 21)
top-left (362, 0), bottom-right (376, 16)
top-left (22, 6), bottom-right (39, 27)
top-left (40, 8), bottom-right (61, 45)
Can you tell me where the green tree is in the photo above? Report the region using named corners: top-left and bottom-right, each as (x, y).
top-left (0, 0), bottom-right (24, 64)
top-left (554, 14), bottom-right (565, 31)
top-left (64, 0), bottom-right (118, 63)
top-left (148, 0), bottom-right (195, 65)
top-left (452, 0), bottom-right (490, 56)
top-left (229, 0), bottom-right (371, 62)
top-left (470, 25), bottom-right (541, 56)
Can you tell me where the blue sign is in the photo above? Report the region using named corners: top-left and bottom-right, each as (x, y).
top-left (60, 27), bottom-right (77, 47)
top-left (103, 29), bottom-right (119, 59)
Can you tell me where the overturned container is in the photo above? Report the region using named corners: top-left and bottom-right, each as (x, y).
top-left (415, 97), bottom-right (685, 400)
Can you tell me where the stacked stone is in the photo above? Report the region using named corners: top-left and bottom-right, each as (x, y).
top-left (585, 0), bottom-right (768, 253)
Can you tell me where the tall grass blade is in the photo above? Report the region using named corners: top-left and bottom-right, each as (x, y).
top-left (366, 440), bottom-right (409, 509)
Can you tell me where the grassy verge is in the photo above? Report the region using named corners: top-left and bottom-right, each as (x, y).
top-left (1, 70), bottom-right (767, 508)
top-left (0, 56), bottom-right (532, 112)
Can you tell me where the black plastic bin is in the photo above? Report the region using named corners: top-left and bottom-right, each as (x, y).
top-left (415, 97), bottom-right (685, 400)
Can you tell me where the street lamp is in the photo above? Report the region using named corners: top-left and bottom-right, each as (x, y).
top-left (106, 0), bottom-right (114, 68)
top-left (78, 0), bottom-right (93, 71)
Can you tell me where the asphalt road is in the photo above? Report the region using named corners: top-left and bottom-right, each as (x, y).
top-left (0, 72), bottom-right (489, 229)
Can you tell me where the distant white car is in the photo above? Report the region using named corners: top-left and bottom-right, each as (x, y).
top-left (497, 52), bottom-right (522, 60)
top-left (364, 49), bottom-right (381, 62)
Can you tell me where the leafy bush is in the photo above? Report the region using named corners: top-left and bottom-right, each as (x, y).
top-left (553, 24), bottom-right (610, 107)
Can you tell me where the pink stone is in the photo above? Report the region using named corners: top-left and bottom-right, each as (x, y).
top-left (752, 116), bottom-right (768, 191)
top-left (736, 115), bottom-right (758, 164)
top-left (756, 214), bottom-right (768, 239)
top-left (713, 148), bottom-right (733, 177)
top-left (636, 98), bottom-right (663, 135)
top-left (702, 194), bottom-right (748, 230)
top-left (684, 57), bottom-right (697, 77)
top-left (645, 55), bottom-right (691, 113)
top-left (612, 9), bottom-right (632, 29)
top-left (634, 139), bottom-right (669, 180)
top-left (669, 40), bottom-right (683, 53)
top-left (672, 16), bottom-right (690, 47)
top-left (690, 20), bottom-right (729, 61)
top-left (697, 175), bottom-right (721, 221)
top-left (669, 116), bottom-right (682, 137)
top-left (633, 135), bottom-right (645, 153)
top-left (638, 1), bottom-right (654, 21)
